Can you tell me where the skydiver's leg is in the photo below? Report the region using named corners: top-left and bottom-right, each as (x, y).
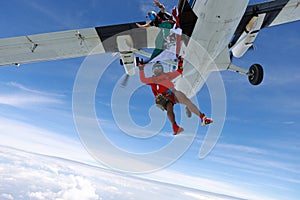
top-left (175, 91), bottom-right (213, 126)
top-left (166, 101), bottom-right (184, 135)
top-left (174, 91), bottom-right (203, 118)
top-left (166, 102), bottom-right (176, 124)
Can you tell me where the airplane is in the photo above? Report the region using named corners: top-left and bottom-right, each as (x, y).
top-left (0, 0), bottom-right (299, 99)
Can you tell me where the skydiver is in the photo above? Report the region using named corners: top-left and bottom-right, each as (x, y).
top-left (136, 1), bottom-right (181, 59)
top-left (137, 57), bottom-right (213, 135)
top-left (136, 1), bottom-right (175, 29)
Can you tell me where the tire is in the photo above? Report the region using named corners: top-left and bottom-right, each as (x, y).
top-left (119, 59), bottom-right (123, 66)
top-left (248, 64), bottom-right (263, 85)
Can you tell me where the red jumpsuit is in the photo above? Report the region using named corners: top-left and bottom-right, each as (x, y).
top-left (139, 68), bottom-right (183, 104)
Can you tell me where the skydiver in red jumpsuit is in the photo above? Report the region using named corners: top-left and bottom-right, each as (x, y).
top-left (138, 57), bottom-right (213, 135)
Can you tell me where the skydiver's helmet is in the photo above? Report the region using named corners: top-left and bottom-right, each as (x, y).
top-left (147, 11), bottom-right (157, 21)
top-left (152, 62), bottom-right (164, 76)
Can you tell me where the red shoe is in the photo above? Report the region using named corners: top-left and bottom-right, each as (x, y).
top-left (173, 123), bottom-right (184, 135)
top-left (200, 114), bottom-right (213, 126)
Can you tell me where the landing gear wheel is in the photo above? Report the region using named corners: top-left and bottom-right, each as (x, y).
top-left (248, 64), bottom-right (263, 85)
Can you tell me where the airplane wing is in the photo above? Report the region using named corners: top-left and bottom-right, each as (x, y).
top-left (231, 0), bottom-right (300, 57)
top-left (0, 22), bottom-right (160, 66)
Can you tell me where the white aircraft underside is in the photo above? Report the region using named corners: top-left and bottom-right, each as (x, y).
top-left (0, 0), bottom-right (299, 98)
top-left (175, 0), bottom-right (300, 97)
top-left (175, 0), bottom-right (249, 97)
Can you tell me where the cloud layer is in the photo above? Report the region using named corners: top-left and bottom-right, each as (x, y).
top-left (0, 146), bottom-right (241, 200)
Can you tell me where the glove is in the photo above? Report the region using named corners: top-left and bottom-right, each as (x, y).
top-left (138, 63), bottom-right (144, 70)
top-left (136, 57), bottom-right (145, 70)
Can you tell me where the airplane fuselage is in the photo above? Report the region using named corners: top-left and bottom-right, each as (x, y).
top-left (175, 0), bottom-right (249, 97)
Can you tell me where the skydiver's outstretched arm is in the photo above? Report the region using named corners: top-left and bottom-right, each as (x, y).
top-left (154, 0), bottom-right (165, 13)
top-left (136, 22), bottom-right (152, 28)
top-left (138, 64), bottom-right (153, 84)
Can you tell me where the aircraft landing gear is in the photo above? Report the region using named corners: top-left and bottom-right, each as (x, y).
top-left (227, 63), bottom-right (264, 86)
top-left (248, 64), bottom-right (263, 85)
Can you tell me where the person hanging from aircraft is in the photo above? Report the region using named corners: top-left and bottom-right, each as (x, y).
top-left (136, 1), bottom-right (175, 29)
top-left (136, 1), bottom-right (182, 59)
top-left (137, 57), bottom-right (213, 135)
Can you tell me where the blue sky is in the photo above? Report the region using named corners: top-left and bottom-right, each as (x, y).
top-left (0, 0), bottom-right (299, 200)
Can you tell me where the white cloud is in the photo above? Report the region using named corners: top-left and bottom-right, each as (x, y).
top-left (0, 117), bottom-right (97, 167)
top-left (0, 146), bottom-right (243, 200)
top-left (7, 82), bottom-right (63, 97)
top-left (183, 191), bottom-right (229, 200)
top-left (196, 141), bottom-right (300, 195)
top-left (0, 115), bottom-right (246, 199)
top-left (0, 94), bottom-right (63, 107)
top-left (1, 194), bottom-right (14, 200)
top-left (209, 142), bottom-right (300, 174)
top-left (1, 148), bottom-right (100, 200)
top-left (0, 111), bottom-right (293, 200)
top-left (0, 82), bottom-right (64, 108)
top-left (144, 169), bottom-right (280, 200)
top-left (1, 111), bottom-right (296, 200)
